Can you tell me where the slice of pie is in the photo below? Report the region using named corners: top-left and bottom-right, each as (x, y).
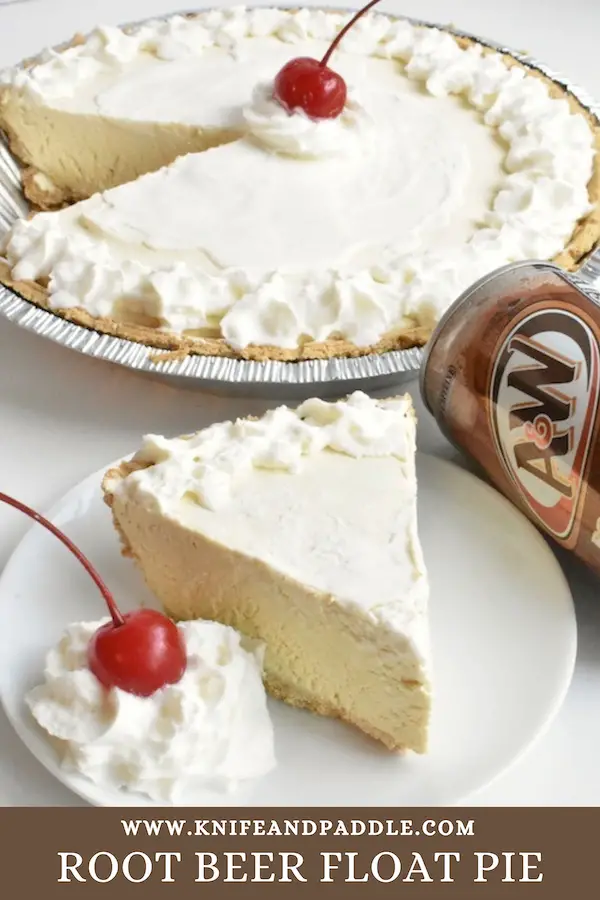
top-left (0, 7), bottom-right (598, 362)
top-left (102, 391), bottom-right (432, 753)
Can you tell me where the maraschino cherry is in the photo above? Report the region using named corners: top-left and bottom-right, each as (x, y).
top-left (0, 491), bottom-right (186, 697)
top-left (273, 0), bottom-right (382, 120)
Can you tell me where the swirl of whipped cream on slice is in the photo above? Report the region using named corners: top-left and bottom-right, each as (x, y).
top-left (243, 81), bottom-right (371, 158)
top-left (119, 391), bottom-right (413, 512)
top-left (26, 618), bottom-right (276, 803)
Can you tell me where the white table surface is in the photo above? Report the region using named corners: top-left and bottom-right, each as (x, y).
top-left (1, 0), bottom-right (599, 807)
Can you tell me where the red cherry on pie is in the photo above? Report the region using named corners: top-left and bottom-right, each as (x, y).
top-left (0, 491), bottom-right (186, 697)
top-left (274, 57), bottom-right (347, 119)
top-left (273, 0), bottom-right (382, 120)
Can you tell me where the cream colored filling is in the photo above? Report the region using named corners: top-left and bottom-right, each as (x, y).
top-left (111, 451), bottom-right (430, 751)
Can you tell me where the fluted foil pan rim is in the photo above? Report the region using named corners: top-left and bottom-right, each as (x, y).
top-left (0, 6), bottom-right (599, 394)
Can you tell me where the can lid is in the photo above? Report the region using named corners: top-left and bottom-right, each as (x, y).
top-left (418, 259), bottom-right (564, 415)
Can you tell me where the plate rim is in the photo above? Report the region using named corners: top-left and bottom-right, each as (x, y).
top-left (0, 451), bottom-right (578, 807)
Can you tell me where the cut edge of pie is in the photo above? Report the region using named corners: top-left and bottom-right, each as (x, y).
top-left (1, 18), bottom-right (599, 363)
top-left (100, 395), bottom-right (432, 753)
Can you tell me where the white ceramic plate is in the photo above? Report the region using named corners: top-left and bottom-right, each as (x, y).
top-left (0, 454), bottom-right (576, 807)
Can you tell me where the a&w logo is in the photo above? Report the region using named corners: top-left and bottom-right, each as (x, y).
top-left (489, 309), bottom-right (600, 539)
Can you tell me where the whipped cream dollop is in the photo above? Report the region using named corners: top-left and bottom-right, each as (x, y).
top-left (1, 7), bottom-right (596, 350)
top-left (243, 81), bottom-right (370, 158)
top-left (113, 391), bottom-right (414, 513)
top-left (27, 618), bottom-right (275, 803)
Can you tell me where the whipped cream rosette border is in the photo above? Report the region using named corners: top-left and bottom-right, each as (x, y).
top-left (26, 617), bottom-right (276, 803)
top-left (0, 7), bottom-right (598, 388)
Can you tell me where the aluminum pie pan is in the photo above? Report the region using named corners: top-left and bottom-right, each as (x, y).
top-left (0, 8), bottom-right (599, 398)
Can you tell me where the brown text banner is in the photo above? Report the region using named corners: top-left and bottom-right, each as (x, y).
top-left (1, 808), bottom-right (596, 898)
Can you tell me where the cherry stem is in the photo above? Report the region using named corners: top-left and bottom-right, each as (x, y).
top-left (0, 491), bottom-right (124, 628)
top-left (320, 0), bottom-right (383, 67)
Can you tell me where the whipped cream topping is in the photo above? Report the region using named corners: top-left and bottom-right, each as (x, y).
top-left (114, 391), bottom-right (414, 513)
top-left (27, 618), bottom-right (275, 803)
top-left (1, 7), bottom-right (595, 350)
top-left (243, 81), bottom-right (370, 158)
top-left (0, 10), bottom-right (336, 100)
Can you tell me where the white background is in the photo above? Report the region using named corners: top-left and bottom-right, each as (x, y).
top-left (0, 0), bottom-right (599, 806)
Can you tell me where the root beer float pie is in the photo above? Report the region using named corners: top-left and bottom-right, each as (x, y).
top-left (0, 5), bottom-right (598, 361)
top-left (102, 392), bottom-right (432, 753)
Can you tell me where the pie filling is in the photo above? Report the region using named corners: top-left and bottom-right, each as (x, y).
top-left (103, 392), bottom-right (432, 752)
top-left (0, 8), bottom-right (597, 356)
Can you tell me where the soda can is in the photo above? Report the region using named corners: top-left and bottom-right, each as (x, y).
top-left (420, 260), bottom-right (600, 575)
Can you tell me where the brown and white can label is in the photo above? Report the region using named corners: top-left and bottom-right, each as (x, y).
top-left (421, 262), bottom-right (600, 575)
